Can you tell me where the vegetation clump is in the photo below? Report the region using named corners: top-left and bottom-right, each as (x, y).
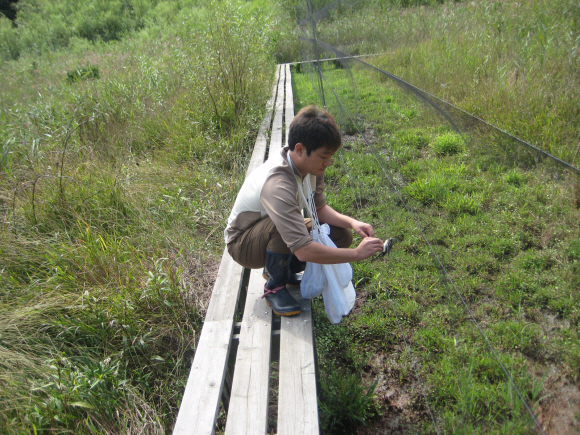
top-left (66, 64), bottom-right (99, 83)
top-left (430, 132), bottom-right (464, 156)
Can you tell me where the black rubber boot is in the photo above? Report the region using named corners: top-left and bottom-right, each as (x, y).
top-left (262, 249), bottom-right (301, 316)
top-left (287, 254), bottom-right (306, 287)
top-left (262, 254), bottom-right (306, 288)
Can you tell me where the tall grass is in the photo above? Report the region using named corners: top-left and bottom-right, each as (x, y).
top-left (0, 0), bottom-right (277, 432)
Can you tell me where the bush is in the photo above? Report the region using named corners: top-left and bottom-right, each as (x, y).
top-left (12, 0), bottom-right (155, 57)
top-left (183, 0), bottom-right (274, 135)
top-left (0, 14), bottom-right (19, 60)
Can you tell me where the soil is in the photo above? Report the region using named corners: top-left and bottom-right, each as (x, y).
top-left (537, 371), bottom-right (580, 435)
top-left (354, 348), bottom-right (433, 434)
top-left (177, 252), bottom-right (220, 316)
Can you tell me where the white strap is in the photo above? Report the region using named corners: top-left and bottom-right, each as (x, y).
top-left (287, 153), bottom-right (320, 233)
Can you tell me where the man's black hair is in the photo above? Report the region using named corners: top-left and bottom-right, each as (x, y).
top-left (288, 105), bottom-right (341, 155)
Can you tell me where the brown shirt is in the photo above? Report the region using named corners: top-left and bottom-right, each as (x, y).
top-left (224, 146), bottom-right (326, 252)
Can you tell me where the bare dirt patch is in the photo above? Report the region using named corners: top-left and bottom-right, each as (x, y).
top-left (357, 350), bottom-right (433, 434)
top-left (537, 372), bottom-right (580, 435)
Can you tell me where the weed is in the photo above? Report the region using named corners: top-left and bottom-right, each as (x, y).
top-left (66, 65), bottom-right (100, 84)
top-left (504, 169), bottom-right (526, 187)
top-left (405, 173), bottom-right (457, 206)
top-left (395, 128), bottom-right (429, 149)
top-left (319, 371), bottom-right (377, 434)
top-left (431, 133), bottom-right (464, 156)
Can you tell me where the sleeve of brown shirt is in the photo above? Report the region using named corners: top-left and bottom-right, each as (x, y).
top-left (260, 170), bottom-right (313, 253)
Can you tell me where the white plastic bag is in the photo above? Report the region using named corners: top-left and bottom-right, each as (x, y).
top-left (300, 224), bottom-right (356, 324)
top-left (301, 261), bottom-right (325, 299)
top-left (322, 275), bottom-right (356, 324)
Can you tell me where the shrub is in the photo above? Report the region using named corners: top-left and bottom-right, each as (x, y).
top-left (0, 14), bottom-right (19, 60)
top-left (184, 0), bottom-right (274, 136)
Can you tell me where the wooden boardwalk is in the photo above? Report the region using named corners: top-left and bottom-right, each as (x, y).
top-left (173, 64), bottom-right (319, 435)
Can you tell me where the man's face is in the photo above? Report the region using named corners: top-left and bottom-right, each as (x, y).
top-left (300, 146), bottom-right (336, 176)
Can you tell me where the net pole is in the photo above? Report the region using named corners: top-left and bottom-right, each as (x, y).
top-left (308, 0), bottom-right (326, 108)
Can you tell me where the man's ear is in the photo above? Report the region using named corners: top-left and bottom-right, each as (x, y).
top-left (295, 142), bottom-right (305, 156)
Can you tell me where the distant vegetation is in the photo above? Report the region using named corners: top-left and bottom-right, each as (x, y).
top-left (0, 0), bottom-right (18, 21)
top-left (303, 0), bottom-right (580, 164)
top-left (1, 0), bottom-right (176, 60)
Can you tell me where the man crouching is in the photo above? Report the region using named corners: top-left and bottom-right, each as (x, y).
top-left (224, 105), bottom-right (384, 316)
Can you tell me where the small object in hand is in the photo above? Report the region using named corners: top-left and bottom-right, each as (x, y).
top-left (377, 238), bottom-right (394, 258)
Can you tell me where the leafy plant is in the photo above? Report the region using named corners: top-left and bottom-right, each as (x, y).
top-left (395, 128), bottom-right (429, 149)
top-left (66, 65), bottom-right (100, 84)
top-left (430, 133), bottom-right (464, 156)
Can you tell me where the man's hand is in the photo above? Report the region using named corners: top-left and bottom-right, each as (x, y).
top-left (317, 206), bottom-right (376, 238)
top-left (352, 220), bottom-right (375, 238)
top-left (355, 237), bottom-right (384, 261)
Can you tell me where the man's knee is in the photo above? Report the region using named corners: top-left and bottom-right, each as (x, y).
top-left (330, 226), bottom-right (353, 249)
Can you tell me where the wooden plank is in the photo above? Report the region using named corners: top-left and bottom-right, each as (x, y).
top-left (284, 64), bottom-right (294, 147)
top-left (268, 65), bottom-right (285, 162)
top-left (205, 250), bottom-right (245, 322)
top-left (173, 251), bottom-right (243, 435)
top-left (224, 268), bottom-right (273, 435)
top-left (277, 64), bottom-right (319, 435)
top-left (277, 289), bottom-right (319, 435)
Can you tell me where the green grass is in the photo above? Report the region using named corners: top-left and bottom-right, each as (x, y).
top-left (0, 0), bottom-right (277, 432)
top-left (300, 0), bottom-right (580, 165)
top-left (292, 36), bottom-right (580, 432)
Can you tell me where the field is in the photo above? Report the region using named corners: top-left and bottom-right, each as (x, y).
top-left (0, 0), bottom-right (276, 432)
top-left (293, 61), bottom-right (580, 434)
top-left (291, 1), bottom-right (580, 431)
top-left (0, 0), bottom-right (579, 433)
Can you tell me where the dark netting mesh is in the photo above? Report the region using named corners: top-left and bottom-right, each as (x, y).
top-left (294, 0), bottom-right (580, 433)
